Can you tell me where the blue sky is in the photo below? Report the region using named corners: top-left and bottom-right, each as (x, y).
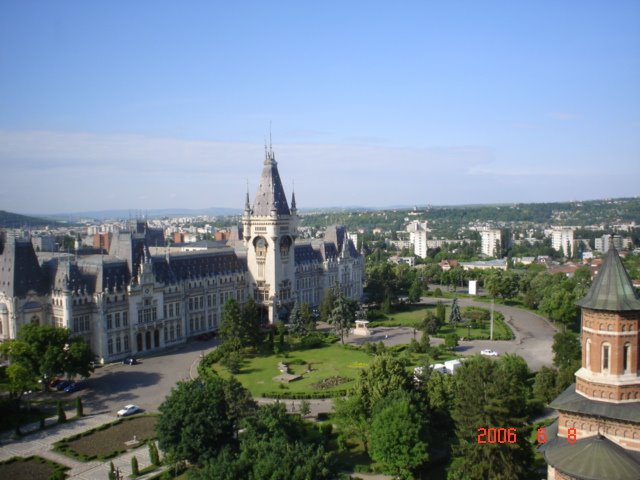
top-left (1, 1), bottom-right (638, 215)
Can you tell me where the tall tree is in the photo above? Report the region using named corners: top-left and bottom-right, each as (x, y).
top-left (319, 288), bottom-right (335, 322)
top-left (448, 356), bottom-right (533, 480)
top-left (328, 291), bottom-right (355, 344)
top-left (449, 298), bottom-right (462, 327)
top-left (241, 297), bottom-right (263, 349)
top-left (0, 324), bottom-right (94, 390)
top-left (299, 302), bottom-right (315, 332)
top-left (369, 391), bottom-right (429, 480)
top-left (156, 376), bottom-right (235, 466)
top-left (288, 301), bottom-right (306, 336)
top-left (408, 277), bottom-right (423, 304)
top-left (551, 331), bottom-right (581, 370)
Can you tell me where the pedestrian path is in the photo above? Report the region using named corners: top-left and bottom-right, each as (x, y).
top-left (0, 412), bottom-right (164, 479)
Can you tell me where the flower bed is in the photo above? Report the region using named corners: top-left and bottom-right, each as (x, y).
top-left (54, 415), bottom-right (157, 461)
top-left (0, 456), bottom-right (68, 480)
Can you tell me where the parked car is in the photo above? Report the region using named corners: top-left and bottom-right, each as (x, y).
top-left (64, 382), bottom-right (85, 393)
top-left (56, 380), bottom-right (71, 391)
top-left (480, 349), bottom-right (499, 357)
top-left (123, 356), bottom-right (138, 365)
top-left (117, 404), bottom-right (142, 417)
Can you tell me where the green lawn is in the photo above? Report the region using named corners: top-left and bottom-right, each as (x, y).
top-left (367, 305), bottom-right (513, 340)
top-left (212, 344), bottom-right (374, 397)
top-left (367, 304), bottom-right (437, 327)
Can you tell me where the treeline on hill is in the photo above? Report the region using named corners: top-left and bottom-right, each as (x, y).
top-left (299, 197), bottom-right (640, 238)
top-left (0, 210), bottom-right (63, 228)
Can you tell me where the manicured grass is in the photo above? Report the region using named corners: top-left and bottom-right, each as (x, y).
top-left (367, 304), bottom-right (436, 328)
top-left (0, 456), bottom-right (68, 480)
top-left (212, 343), bottom-right (374, 398)
top-left (55, 415), bottom-right (157, 461)
top-left (368, 305), bottom-right (513, 340)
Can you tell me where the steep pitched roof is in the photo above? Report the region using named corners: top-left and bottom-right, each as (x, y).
top-left (252, 150), bottom-right (290, 217)
top-left (577, 248), bottom-right (640, 311)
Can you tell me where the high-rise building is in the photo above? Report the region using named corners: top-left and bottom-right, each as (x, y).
top-left (480, 228), bottom-right (502, 258)
top-left (552, 227), bottom-right (575, 257)
top-left (542, 248), bottom-right (640, 479)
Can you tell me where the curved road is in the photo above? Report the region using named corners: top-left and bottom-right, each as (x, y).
top-left (421, 297), bottom-right (558, 371)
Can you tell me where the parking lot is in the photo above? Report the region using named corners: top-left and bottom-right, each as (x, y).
top-left (61, 337), bottom-right (219, 417)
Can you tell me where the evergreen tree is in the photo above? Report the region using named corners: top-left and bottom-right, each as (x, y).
top-left (449, 298), bottom-right (462, 327)
top-left (300, 302), bottom-right (315, 332)
top-left (328, 291), bottom-right (355, 344)
top-left (131, 455), bottom-right (139, 477)
top-left (448, 356), bottom-right (533, 480)
top-left (319, 288), bottom-right (335, 322)
top-left (436, 302), bottom-right (446, 327)
top-left (288, 301), bottom-right (306, 336)
top-left (149, 441), bottom-right (161, 466)
top-left (108, 461), bottom-right (116, 480)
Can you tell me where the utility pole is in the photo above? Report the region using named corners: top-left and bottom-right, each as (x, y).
top-left (490, 298), bottom-right (494, 341)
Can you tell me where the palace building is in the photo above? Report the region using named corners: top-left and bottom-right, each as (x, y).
top-left (542, 248), bottom-right (640, 479)
top-left (0, 148), bottom-right (363, 362)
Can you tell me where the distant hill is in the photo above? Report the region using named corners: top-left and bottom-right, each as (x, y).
top-left (41, 207), bottom-right (242, 222)
top-left (0, 210), bottom-right (64, 228)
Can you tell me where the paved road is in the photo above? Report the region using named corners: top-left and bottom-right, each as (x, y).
top-left (421, 297), bottom-right (558, 370)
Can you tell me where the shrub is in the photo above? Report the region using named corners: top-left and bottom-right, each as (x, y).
top-left (57, 401), bottom-right (66, 423)
top-left (434, 288), bottom-right (443, 297)
top-left (149, 441), bottom-right (160, 466)
top-left (300, 333), bottom-right (325, 349)
top-left (76, 397), bottom-right (83, 417)
top-left (131, 455), bottom-right (139, 477)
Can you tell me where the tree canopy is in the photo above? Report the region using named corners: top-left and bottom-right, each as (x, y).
top-left (0, 324), bottom-right (95, 390)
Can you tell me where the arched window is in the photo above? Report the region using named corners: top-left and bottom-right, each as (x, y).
top-left (602, 343), bottom-right (610, 371)
top-left (586, 339), bottom-right (591, 369)
top-left (107, 338), bottom-right (113, 355)
top-left (30, 315), bottom-right (39, 325)
top-left (623, 343), bottom-right (631, 373)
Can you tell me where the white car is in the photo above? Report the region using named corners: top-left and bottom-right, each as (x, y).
top-left (480, 349), bottom-right (499, 357)
top-left (117, 404), bottom-right (142, 417)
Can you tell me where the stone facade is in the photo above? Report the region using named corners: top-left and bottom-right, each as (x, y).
top-left (0, 152), bottom-right (364, 362)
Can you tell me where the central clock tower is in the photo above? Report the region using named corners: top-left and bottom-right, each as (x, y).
top-left (242, 146), bottom-right (298, 323)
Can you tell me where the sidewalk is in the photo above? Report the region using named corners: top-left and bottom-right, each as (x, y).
top-left (0, 411), bottom-right (164, 479)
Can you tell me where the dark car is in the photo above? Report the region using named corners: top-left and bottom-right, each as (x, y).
top-left (64, 382), bottom-right (84, 393)
top-left (56, 380), bottom-right (71, 391)
top-left (123, 356), bottom-right (138, 365)
top-left (64, 381), bottom-right (84, 393)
